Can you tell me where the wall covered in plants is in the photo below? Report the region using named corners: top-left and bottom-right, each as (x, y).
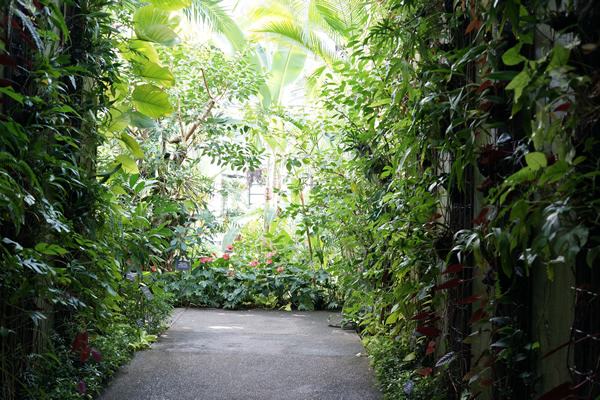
top-left (287, 0), bottom-right (600, 398)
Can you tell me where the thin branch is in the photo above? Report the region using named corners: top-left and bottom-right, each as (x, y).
top-left (202, 68), bottom-right (213, 99)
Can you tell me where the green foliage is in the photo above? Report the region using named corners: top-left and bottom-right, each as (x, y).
top-left (157, 243), bottom-right (338, 311)
top-left (27, 324), bottom-right (146, 399)
top-left (268, 0), bottom-right (600, 398)
top-left (364, 335), bottom-right (447, 400)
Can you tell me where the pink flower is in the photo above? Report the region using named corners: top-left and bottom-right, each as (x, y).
top-left (200, 258), bottom-right (207, 264)
top-left (249, 260), bottom-right (259, 267)
top-left (277, 266), bottom-right (285, 273)
top-left (91, 349), bottom-right (102, 362)
top-left (206, 257), bottom-right (214, 262)
top-left (150, 265), bottom-right (157, 272)
top-left (266, 251), bottom-right (276, 258)
top-left (227, 244), bottom-right (234, 251)
top-left (77, 381), bottom-right (86, 395)
top-left (227, 270), bottom-right (235, 278)
top-left (223, 254), bottom-right (230, 260)
top-left (266, 259), bottom-right (273, 264)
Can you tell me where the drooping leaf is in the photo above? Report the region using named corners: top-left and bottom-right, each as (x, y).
top-left (72, 332), bottom-right (88, 352)
top-left (469, 308), bottom-right (488, 324)
top-left (441, 264), bottom-right (465, 275)
top-left (539, 161), bottom-right (569, 185)
top-left (129, 111), bottom-right (158, 129)
top-left (137, 24), bottom-right (181, 46)
top-left (118, 133), bottom-right (145, 159)
top-left (132, 84), bottom-right (174, 118)
top-left (456, 295), bottom-right (481, 305)
top-left (547, 45), bottom-right (570, 71)
top-left (115, 154), bottom-right (139, 174)
top-left (104, 106), bottom-right (131, 134)
top-left (506, 67), bottom-right (531, 103)
top-left (416, 326), bottom-right (442, 338)
top-left (426, 341), bottom-right (435, 355)
top-left (266, 44), bottom-right (307, 107)
top-left (133, 61), bottom-right (176, 87)
top-left (133, 5), bottom-right (181, 46)
top-left (410, 311), bottom-right (434, 321)
top-left (435, 351), bottom-right (455, 367)
top-left (119, 39), bottom-right (160, 64)
top-left (525, 152), bottom-right (547, 170)
top-left (80, 346), bottom-right (91, 363)
top-left (433, 278), bottom-right (461, 291)
top-left (553, 103), bottom-right (572, 113)
top-left (502, 43), bottom-right (525, 66)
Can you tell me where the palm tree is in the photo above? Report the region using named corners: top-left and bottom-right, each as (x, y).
top-left (247, 0), bottom-right (372, 67)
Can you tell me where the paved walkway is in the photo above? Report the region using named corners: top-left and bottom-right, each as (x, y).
top-left (98, 308), bottom-right (382, 400)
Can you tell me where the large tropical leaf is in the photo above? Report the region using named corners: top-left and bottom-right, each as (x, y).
top-left (103, 106), bottom-right (130, 135)
top-left (115, 154), bottom-right (139, 174)
top-left (129, 111), bottom-right (158, 129)
top-left (118, 133), bottom-right (145, 159)
top-left (133, 61), bottom-right (176, 87)
top-left (267, 44), bottom-right (307, 106)
top-left (132, 84), bottom-right (174, 118)
top-left (133, 5), bottom-right (182, 46)
top-left (120, 39), bottom-right (160, 64)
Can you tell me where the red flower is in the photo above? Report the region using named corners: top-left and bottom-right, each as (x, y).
top-left (223, 254), bottom-right (230, 260)
top-left (277, 266), bottom-right (285, 273)
top-left (150, 265), bottom-right (157, 272)
top-left (206, 257), bottom-right (214, 262)
top-left (200, 258), bottom-right (207, 264)
top-left (227, 244), bottom-right (234, 251)
top-left (212, 252), bottom-right (217, 257)
top-left (266, 259), bottom-right (273, 264)
top-left (227, 270), bottom-right (235, 278)
top-left (249, 260), bottom-right (259, 267)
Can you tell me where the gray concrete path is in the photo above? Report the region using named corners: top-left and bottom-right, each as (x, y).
top-left (98, 308), bottom-right (382, 400)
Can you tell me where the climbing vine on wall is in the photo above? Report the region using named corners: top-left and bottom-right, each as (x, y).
top-left (300, 0), bottom-right (600, 398)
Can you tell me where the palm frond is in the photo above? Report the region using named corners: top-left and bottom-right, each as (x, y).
top-left (184, 0), bottom-right (237, 37)
top-left (248, 19), bottom-right (341, 66)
